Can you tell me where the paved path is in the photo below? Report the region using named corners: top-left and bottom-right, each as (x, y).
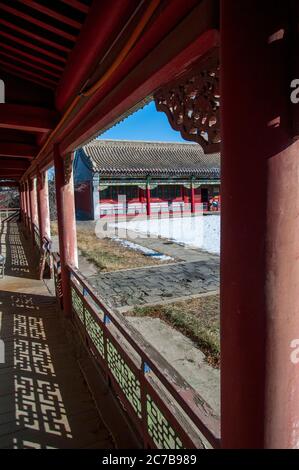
top-left (0, 219), bottom-right (114, 449)
top-left (57, 221), bottom-right (220, 309)
top-left (88, 258), bottom-right (219, 309)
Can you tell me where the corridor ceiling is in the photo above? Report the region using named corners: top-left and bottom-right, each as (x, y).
top-left (0, 0), bottom-right (219, 184)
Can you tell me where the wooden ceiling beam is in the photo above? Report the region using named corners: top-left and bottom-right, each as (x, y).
top-left (61, 0), bottom-right (90, 14)
top-left (0, 104), bottom-right (58, 133)
top-left (0, 142), bottom-right (37, 159)
top-left (0, 60), bottom-right (58, 88)
top-left (19, 1), bottom-right (82, 30)
top-left (0, 18), bottom-right (71, 53)
top-left (0, 158), bottom-right (29, 170)
top-left (0, 28), bottom-right (67, 63)
top-left (0, 4), bottom-right (77, 42)
top-left (0, 169), bottom-right (24, 177)
top-left (0, 51), bottom-right (61, 79)
top-left (0, 41), bottom-right (64, 72)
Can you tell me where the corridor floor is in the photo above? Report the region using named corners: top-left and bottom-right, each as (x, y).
top-left (0, 218), bottom-right (114, 449)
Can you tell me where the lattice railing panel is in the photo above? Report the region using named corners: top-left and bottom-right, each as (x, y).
top-left (146, 394), bottom-right (183, 449)
top-left (85, 308), bottom-right (105, 358)
top-left (71, 287), bottom-right (84, 324)
top-left (107, 338), bottom-right (142, 418)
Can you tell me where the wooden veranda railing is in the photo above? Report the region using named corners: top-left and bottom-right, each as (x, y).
top-left (30, 222), bottom-right (52, 279)
top-left (52, 253), bottom-right (220, 449)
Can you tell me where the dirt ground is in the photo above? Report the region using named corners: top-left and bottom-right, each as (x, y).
top-left (51, 222), bottom-right (170, 272)
top-left (129, 294), bottom-right (220, 367)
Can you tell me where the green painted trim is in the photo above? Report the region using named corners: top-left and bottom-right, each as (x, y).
top-left (98, 179), bottom-right (220, 188)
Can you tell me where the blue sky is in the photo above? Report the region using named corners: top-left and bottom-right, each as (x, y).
top-left (98, 101), bottom-right (186, 142)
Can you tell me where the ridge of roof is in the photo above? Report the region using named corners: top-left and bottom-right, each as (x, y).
top-left (86, 139), bottom-right (199, 147)
top-left (78, 138), bottom-right (220, 179)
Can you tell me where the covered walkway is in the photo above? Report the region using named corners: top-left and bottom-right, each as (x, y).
top-left (0, 216), bottom-right (114, 449)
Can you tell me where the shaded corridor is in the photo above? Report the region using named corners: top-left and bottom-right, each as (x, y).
top-left (0, 218), bottom-right (114, 448)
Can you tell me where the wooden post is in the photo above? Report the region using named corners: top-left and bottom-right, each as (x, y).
top-left (54, 144), bottom-right (78, 315)
top-left (221, 0), bottom-right (299, 448)
top-left (146, 179), bottom-right (151, 216)
top-left (25, 180), bottom-right (31, 234)
top-left (37, 170), bottom-right (51, 244)
top-left (190, 178), bottom-right (195, 213)
top-left (20, 183), bottom-right (25, 221)
top-left (21, 183), bottom-right (26, 226)
top-left (29, 177), bottom-right (38, 243)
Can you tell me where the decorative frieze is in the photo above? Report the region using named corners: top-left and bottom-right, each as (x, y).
top-left (64, 153), bottom-right (74, 184)
top-left (154, 53), bottom-right (220, 153)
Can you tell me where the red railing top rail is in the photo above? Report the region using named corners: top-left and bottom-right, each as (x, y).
top-left (0, 207), bottom-right (20, 210)
top-left (67, 261), bottom-right (221, 448)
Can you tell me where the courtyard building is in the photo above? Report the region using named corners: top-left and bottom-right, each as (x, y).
top-left (74, 139), bottom-right (220, 219)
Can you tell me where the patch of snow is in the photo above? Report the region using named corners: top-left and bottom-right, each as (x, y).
top-left (110, 215), bottom-right (220, 254)
top-left (112, 237), bottom-right (173, 261)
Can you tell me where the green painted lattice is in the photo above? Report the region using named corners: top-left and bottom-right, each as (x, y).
top-left (85, 308), bottom-right (105, 357)
top-left (106, 339), bottom-right (142, 418)
top-left (71, 287), bottom-right (84, 324)
top-left (146, 394), bottom-right (183, 449)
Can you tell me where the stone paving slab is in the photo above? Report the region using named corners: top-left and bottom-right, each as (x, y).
top-left (88, 259), bottom-right (219, 308)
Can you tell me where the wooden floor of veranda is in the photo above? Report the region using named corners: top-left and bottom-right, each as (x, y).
top-left (0, 217), bottom-right (115, 449)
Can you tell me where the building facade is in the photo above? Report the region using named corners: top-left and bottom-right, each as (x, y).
top-left (74, 140), bottom-right (220, 219)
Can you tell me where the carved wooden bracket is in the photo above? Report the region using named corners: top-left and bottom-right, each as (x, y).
top-left (64, 153), bottom-right (74, 184)
top-left (154, 53), bottom-right (220, 153)
top-left (28, 178), bottom-right (34, 191)
top-left (37, 169), bottom-right (45, 191)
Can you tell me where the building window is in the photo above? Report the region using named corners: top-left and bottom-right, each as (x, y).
top-left (100, 185), bottom-right (138, 201)
top-left (151, 185), bottom-right (182, 200)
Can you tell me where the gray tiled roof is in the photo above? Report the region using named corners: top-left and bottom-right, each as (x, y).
top-left (79, 139), bottom-right (220, 178)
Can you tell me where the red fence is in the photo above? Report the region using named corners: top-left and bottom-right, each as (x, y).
top-left (53, 253), bottom-right (220, 449)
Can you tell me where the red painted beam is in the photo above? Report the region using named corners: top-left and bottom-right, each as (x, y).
top-left (0, 104), bottom-right (58, 133)
top-left (61, 0), bottom-right (89, 14)
top-left (56, 0), bottom-right (139, 111)
top-left (0, 158), bottom-right (29, 170)
top-left (0, 18), bottom-right (71, 53)
top-left (0, 142), bottom-right (37, 159)
top-left (0, 28), bottom-right (67, 64)
top-left (0, 169), bottom-right (24, 177)
top-left (0, 51), bottom-right (61, 79)
top-left (0, 181), bottom-right (19, 187)
top-left (0, 41), bottom-right (64, 72)
top-left (0, 4), bottom-right (77, 42)
top-left (0, 60), bottom-right (58, 88)
top-left (19, 0), bottom-right (82, 30)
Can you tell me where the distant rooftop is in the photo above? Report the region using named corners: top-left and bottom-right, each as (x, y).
top-left (78, 139), bottom-right (220, 178)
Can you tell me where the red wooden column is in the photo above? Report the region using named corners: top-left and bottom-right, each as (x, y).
top-left (19, 183), bottom-right (25, 221)
top-left (54, 145), bottom-right (78, 315)
top-left (29, 177), bottom-right (38, 241)
top-left (146, 179), bottom-right (151, 216)
top-left (25, 180), bottom-right (31, 234)
top-left (190, 179), bottom-right (195, 213)
top-left (37, 170), bottom-right (51, 244)
top-left (221, 0), bottom-right (299, 448)
top-left (22, 183), bottom-right (27, 225)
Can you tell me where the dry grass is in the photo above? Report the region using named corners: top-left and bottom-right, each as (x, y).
top-left (129, 294), bottom-right (220, 367)
top-left (51, 221), bottom-right (169, 272)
